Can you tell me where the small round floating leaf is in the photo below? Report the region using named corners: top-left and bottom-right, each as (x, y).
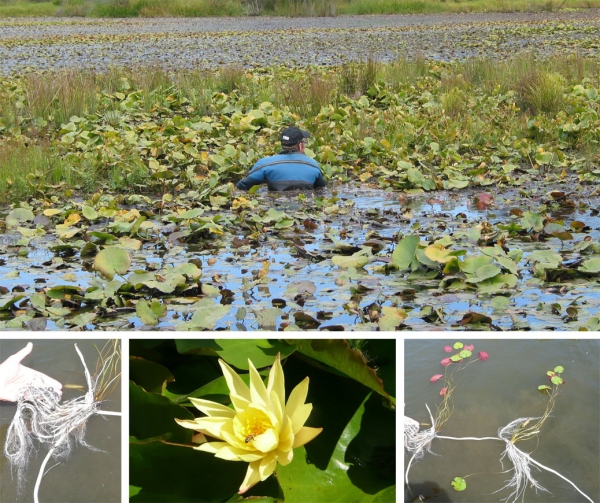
top-left (450, 354), bottom-right (462, 362)
top-left (547, 371), bottom-right (555, 376)
top-left (551, 376), bottom-right (563, 385)
top-left (94, 247), bottom-right (131, 280)
top-left (538, 385), bottom-right (552, 391)
top-left (451, 477), bottom-right (466, 491)
top-left (459, 350), bottom-right (472, 358)
top-left (554, 366), bottom-right (564, 374)
top-left (453, 342), bottom-right (464, 350)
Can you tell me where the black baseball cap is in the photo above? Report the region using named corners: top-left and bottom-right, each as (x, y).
top-left (280, 127), bottom-right (310, 147)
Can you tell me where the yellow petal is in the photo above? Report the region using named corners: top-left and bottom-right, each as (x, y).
top-left (230, 392), bottom-right (251, 412)
top-left (277, 447), bottom-right (294, 466)
top-left (238, 460), bottom-right (262, 494)
top-left (293, 426), bottom-right (322, 448)
top-left (258, 451), bottom-right (278, 481)
top-left (174, 418), bottom-right (205, 431)
top-left (253, 427), bottom-right (279, 453)
top-left (266, 354), bottom-right (285, 413)
top-left (195, 441), bottom-right (227, 454)
top-left (248, 358), bottom-right (269, 408)
top-left (192, 416), bottom-right (233, 440)
top-left (286, 376), bottom-right (309, 418)
top-left (214, 444), bottom-right (264, 462)
top-left (278, 415), bottom-right (293, 452)
top-left (269, 389), bottom-right (284, 425)
top-left (219, 359), bottom-right (251, 404)
top-left (189, 397), bottom-right (236, 418)
top-left (291, 403), bottom-right (312, 434)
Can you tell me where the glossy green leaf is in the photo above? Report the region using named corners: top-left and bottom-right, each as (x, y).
top-left (175, 339), bottom-right (297, 370)
top-left (129, 381), bottom-right (193, 443)
top-left (130, 357), bottom-right (174, 394)
top-left (295, 339), bottom-right (393, 402)
top-left (277, 393), bottom-right (395, 502)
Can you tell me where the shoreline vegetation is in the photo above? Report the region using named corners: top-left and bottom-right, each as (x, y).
top-left (1, 55), bottom-right (599, 203)
top-left (1, 0), bottom-right (600, 18)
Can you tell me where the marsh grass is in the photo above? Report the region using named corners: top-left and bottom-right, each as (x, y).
top-left (1, 54), bottom-right (599, 201)
top-left (2, 0), bottom-right (600, 17)
top-left (24, 71), bottom-right (100, 127)
top-left (0, 142), bottom-right (76, 203)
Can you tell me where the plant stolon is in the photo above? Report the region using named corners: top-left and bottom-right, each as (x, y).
top-left (404, 343), bottom-right (594, 503)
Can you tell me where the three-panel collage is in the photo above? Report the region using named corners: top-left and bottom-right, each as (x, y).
top-left (2, 337), bottom-right (599, 502)
top-left (2, 3), bottom-right (600, 503)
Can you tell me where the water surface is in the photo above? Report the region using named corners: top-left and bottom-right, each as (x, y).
top-left (404, 339), bottom-right (600, 503)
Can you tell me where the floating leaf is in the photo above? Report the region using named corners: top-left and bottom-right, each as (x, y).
top-left (440, 358), bottom-right (452, 367)
top-left (93, 247), bottom-right (131, 280)
top-left (453, 342), bottom-right (464, 350)
top-left (136, 299), bottom-right (167, 326)
top-left (553, 365), bottom-right (564, 374)
top-left (391, 235), bottom-right (419, 270)
top-left (451, 477), bottom-right (466, 491)
top-left (551, 375), bottom-right (563, 385)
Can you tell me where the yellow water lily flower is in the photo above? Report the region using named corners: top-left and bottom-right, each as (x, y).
top-left (175, 354), bottom-right (322, 494)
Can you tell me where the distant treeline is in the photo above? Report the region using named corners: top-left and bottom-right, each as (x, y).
top-left (1, 0), bottom-right (599, 18)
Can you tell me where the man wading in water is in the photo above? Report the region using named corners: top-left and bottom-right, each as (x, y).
top-left (236, 126), bottom-right (326, 191)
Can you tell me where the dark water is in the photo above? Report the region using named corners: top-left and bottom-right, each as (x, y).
top-left (404, 339), bottom-right (600, 503)
top-left (0, 339), bottom-right (121, 503)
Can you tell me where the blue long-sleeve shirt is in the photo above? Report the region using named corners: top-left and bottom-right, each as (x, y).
top-left (236, 152), bottom-right (326, 191)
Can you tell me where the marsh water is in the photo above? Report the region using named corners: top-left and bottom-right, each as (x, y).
top-left (2, 183), bottom-right (600, 331)
top-left (1, 10), bottom-right (599, 75)
top-left (404, 339), bottom-right (600, 503)
top-left (0, 339), bottom-right (121, 503)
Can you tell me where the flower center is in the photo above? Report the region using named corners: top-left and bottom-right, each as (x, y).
top-left (233, 406), bottom-right (272, 444)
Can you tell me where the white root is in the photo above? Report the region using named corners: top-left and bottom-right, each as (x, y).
top-left (404, 410), bottom-right (596, 503)
top-left (4, 343), bottom-right (120, 501)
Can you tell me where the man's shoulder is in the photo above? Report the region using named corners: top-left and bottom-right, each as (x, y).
top-left (254, 153), bottom-right (320, 168)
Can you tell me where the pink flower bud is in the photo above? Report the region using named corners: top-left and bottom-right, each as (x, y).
top-left (478, 351), bottom-right (489, 361)
top-left (441, 358), bottom-right (452, 367)
top-left (430, 374), bottom-right (444, 383)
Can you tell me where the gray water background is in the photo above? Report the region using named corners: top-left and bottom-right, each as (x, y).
top-left (0, 339), bottom-right (121, 503)
top-left (404, 339), bottom-right (600, 503)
